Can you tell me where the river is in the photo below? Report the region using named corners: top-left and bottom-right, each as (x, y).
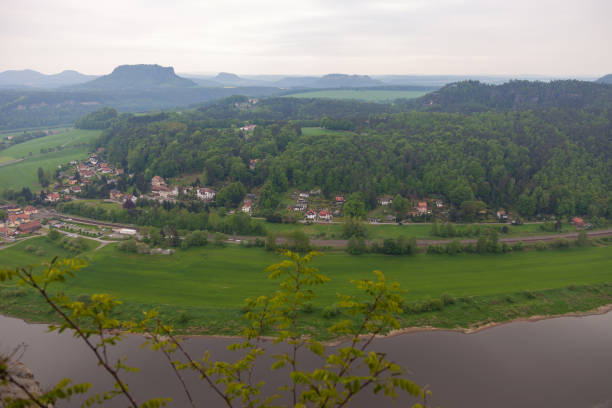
top-left (1, 312), bottom-right (612, 407)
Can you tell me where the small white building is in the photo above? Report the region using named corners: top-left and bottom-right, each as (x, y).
top-left (118, 228), bottom-right (137, 235)
top-left (197, 187), bottom-right (216, 201)
top-left (241, 201), bottom-right (252, 214)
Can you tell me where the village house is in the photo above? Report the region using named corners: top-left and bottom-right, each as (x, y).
top-left (109, 189), bottom-right (123, 200)
top-left (240, 124), bottom-right (257, 132)
top-left (23, 206), bottom-right (38, 216)
top-left (318, 209), bottom-right (333, 221)
top-left (45, 192), bottom-right (61, 202)
top-left (572, 217), bottom-right (587, 228)
top-left (68, 176), bottom-right (78, 185)
top-left (435, 200), bottom-right (444, 209)
top-left (335, 196), bottom-right (345, 204)
top-left (151, 184), bottom-right (170, 199)
top-left (0, 226), bottom-right (14, 238)
top-left (299, 192), bottom-right (310, 199)
top-left (17, 220), bottom-right (42, 234)
top-left (80, 169), bottom-right (94, 178)
top-left (417, 201), bottom-right (429, 215)
top-left (294, 201), bottom-right (307, 211)
top-left (71, 185), bottom-right (82, 193)
top-left (249, 159), bottom-right (259, 170)
top-left (305, 209), bottom-right (317, 221)
top-left (8, 213), bottom-right (30, 226)
top-left (151, 176), bottom-right (166, 187)
top-left (196, 187), bottom-right (216, 201)
top-left (99, 163), bottom-right (112, 174)
top-left (378, 196), bottom-right (393, 206)
top-left (496, 210), bottom-right (508, 221)
top-left (241, 200), bottom-right (253, 214)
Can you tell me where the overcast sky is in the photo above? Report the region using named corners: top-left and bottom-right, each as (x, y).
top-left (1, 0), bottom-right (610, 76)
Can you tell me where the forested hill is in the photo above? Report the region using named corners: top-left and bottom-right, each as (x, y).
top-left (94, 105), bottom-right (612, 218)
top-left (597, 74), bottom-right (612, 84)
top-left (406, 80), bottom-right (612, 112)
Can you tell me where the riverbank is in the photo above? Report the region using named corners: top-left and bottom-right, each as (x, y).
top-left (2, 280), bottom-right (612, 341)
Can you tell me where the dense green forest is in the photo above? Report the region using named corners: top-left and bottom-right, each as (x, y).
top-left (92, 81), bottom-right (612, 219)
top-left (408, 80), bottom-right (612, 112)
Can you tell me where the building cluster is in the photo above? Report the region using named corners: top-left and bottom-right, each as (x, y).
top-left (141, 176), bottom-right (217, 204)
top-left (288, 190), bottom-right (336, 222)
top-left (45, 153), bottom-right (124, 203)
top-left (0, 205), bottom-right (41, 238)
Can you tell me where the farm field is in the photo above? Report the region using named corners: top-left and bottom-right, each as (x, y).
top-left (0, 128), bottom-right (101, 191)
top-left (284, 89), bottom-right (428, 102)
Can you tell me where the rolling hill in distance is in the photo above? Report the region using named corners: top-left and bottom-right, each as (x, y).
top-left (0, 63), bottom-right (610, 131)
top-left (0, 69), bottom-right (98, 89)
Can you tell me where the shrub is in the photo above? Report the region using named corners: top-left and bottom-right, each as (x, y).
top-left (523, 290), bottom-right (536, 299)
top-left (446, 239), bottom-right (462, 255)
top-left (512, 241), bottom-right (524, 251)
top-left (426, 244), bottom-right (445, 255)
top-left (4, 288), bottom-right (27, 298)
top-left (47, 229), bottom-right (61, 241)
top-left (214, 232), bottom-right (227, 246)
top-left (177, 311), bottom-right (191, 325)
top-left (575, 230), bottom-right (590, 247)
top-left (322, 304), bottom-right (341, 319)
top-left (301, 302), bottom-right (314, 314)
top-left (118, 239), bottom-right (138, 253)
top-left (440, 293), bottom-right (456, 306)
top-left (551, 238), bottom-right (570, 249)
top-left (35, 249), bottom-right (45, 256)
top-left (347, 236), bottom-right (367, 255)
top-left (25, 245), bottom-right (36, 252)
top-left (534, 242), bottom-right (547, 251)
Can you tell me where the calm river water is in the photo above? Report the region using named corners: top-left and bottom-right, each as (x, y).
top-left (2, 312), bottom-right (612, 407)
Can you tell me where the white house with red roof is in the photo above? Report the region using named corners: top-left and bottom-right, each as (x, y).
top-left (45, 192), bottom-right (60, 202)
top-left (196, 187), bottom-right (216, 201)
top-left (241, 200), bottom-right (253, 214)
top-left (318, 209), bottom-right (333, 221)
top-left (151, 176), bottom-right (166, 187)
top-left (305, 209), bottom-right (317, 221)
top-left (417, 201), bottom-right (428, 214)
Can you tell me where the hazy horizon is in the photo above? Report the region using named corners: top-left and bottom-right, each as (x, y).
top-left (1, 0), bottom-right (611, 77)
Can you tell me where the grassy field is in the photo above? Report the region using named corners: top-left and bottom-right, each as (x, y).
top-left (0, 128), bottom-right (101, 191)
top-left (284, 90), bottom-right (428, 102)
top-left (1, 239), bottom-right (611, 336)
top-left (300, 127), bottom-right (355, 137)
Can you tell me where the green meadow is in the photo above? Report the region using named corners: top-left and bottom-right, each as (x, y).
top-left (300, 127), bottom-right (355, 137)
top-left (0, 128), bottom-right (101, 191)
top-left (284, 90), bottom-right (428, 102)
top-left (2, 237), bottom-right (612, 337)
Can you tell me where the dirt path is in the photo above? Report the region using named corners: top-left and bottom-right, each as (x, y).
top-left (0, 158), bottom-right (24, 167)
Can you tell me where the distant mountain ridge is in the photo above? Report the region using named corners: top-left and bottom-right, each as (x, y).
top-left (0, 69), bottom-right (98, 88)
top-left (597, 74), bottom-right (612, 84)
top-left (184, 72), bottom-right (384, 89)
top-left (273, 74), bottom-right (383, 88)
top-left (75, 64), bottom-right (197, 90)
